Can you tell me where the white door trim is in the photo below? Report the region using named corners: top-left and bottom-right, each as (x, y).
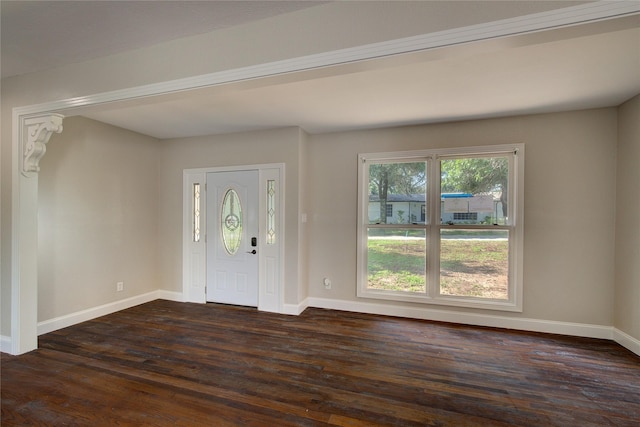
top-left (183, 164), bottom-right (285, 314)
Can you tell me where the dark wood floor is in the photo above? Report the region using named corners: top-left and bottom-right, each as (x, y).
top-left (2, 300), bottom-right (639, 426)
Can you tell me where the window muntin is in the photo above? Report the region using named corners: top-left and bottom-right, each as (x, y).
top-left (358, 145), bottom-right (523, 312)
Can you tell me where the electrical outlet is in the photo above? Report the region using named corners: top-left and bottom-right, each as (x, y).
top-left (116, 281), bottom-right (124, 292)
top-left (323, 278), bottom-right (331, 290)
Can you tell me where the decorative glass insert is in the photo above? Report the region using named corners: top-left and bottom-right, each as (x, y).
top-left (193, 183), bottom-right (201, 243)
top-left (221, 189), bottom-right (242, 255)
top-left (267, 180), bottom-right (276, 245)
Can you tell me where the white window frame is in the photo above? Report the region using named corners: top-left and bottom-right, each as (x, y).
top-left (357, 144), bottom-right (524, 312)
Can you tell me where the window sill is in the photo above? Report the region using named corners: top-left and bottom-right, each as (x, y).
top-left (357, 288), bottom-right (523, 312)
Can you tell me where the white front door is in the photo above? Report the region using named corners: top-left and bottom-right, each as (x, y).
top-left (206, 170), bottom-right (259, 306)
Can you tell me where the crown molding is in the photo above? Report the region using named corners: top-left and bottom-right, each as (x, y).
top-left (14, 1), bottom-right (640, 117)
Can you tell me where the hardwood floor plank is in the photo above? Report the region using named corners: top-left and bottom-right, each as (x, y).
top-left (2, 300), bottom-right (639, 426)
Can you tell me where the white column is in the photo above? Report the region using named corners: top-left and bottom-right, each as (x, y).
top-left (11, 114), bottom-right (64, 354)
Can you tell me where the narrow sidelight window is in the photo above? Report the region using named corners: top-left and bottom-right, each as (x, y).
top-left (193, 183), bottom-right (201, 242)
top-left (267, 180), bottom-right (276, 245)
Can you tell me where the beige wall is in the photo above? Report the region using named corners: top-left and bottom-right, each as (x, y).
top-left (298, 129), bottom-right (311, 303)
top-left (0, 0), bottom-right (625, 339)
top-left (4, 107), bottom-right (630, 336)
top-left (157, 127), bottom-right (304, 305)
top-left (0, 0), bottom-right (453, 338)
top-left (308, 109), bottom-right (618, 325)
top-left (4, 0), bottom-right (564, 336)
top-left (615, 95), bottom-right (640, 340)
top-left (38, 117), bottom-right (160, 321)
top-left (28, 122), bottom-right (308, 325)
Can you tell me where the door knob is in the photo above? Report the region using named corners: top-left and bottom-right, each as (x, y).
top-left (246, 249), bottom-right (257, 254)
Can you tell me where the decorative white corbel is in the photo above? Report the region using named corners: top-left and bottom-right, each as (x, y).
top-left (22, 114), bottom-right (64, 177)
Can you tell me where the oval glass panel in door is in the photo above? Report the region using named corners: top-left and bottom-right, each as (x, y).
top-left (221, 189), bottom-right (242, 255)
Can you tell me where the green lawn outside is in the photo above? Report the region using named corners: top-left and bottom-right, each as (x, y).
top-left (367, 235), bottom-right (509, 299)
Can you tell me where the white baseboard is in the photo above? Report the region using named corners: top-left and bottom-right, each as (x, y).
top-left (613, 328), bottom-right (640, 357)
top-left (282, 298), bottom-right (309, 315)
top-left (37, 290), bottom-right (183, 336)
top-left (305, 298), bottom-right (640, 356)
top-left (307, 297), bottom-right (614, 340)
top-left (155, 290), bottom-right (184, 302)
top-left (1, 335), bottom-right (12, 354)
top-left (10, 293), bottom-right (637, 358)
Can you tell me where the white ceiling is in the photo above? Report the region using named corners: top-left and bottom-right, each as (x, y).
top-left (76, 24), bottom-right (640, 139)
top-left (2, 1), bottom-right (639, 139)
top-left (0, 0), bottom-right (327, 78)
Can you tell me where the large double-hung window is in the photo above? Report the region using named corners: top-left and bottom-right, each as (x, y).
top-left (357, 144), bottom-right (524, 311)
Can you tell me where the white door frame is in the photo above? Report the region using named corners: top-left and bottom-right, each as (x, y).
top-left (182, 164), bottom-right (285, 313)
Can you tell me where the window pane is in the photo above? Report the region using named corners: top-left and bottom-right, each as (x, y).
top-left (440, 156), bottom-right (508, 225)
top-left (440, 229), bottom-right (509, 299)
top-left (368, 162), bottom-right (426, 224)
top-left (367, 228), bottom-right (426, 293)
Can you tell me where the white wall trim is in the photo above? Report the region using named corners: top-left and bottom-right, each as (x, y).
top-left (613, 328), bottom-right (640, 357)
top-left (307, 297), bottom-right (614, 340)
top-left (37, 291), bottom-right (183, 336)
top-left (308, 298), bottom-right (640, 356)
top-left (5, 297), bottom-right (637, 358)
top-left (155, 290), bottom-right (184, 303)
top-left (282, 298), bottom-right (309, 316)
